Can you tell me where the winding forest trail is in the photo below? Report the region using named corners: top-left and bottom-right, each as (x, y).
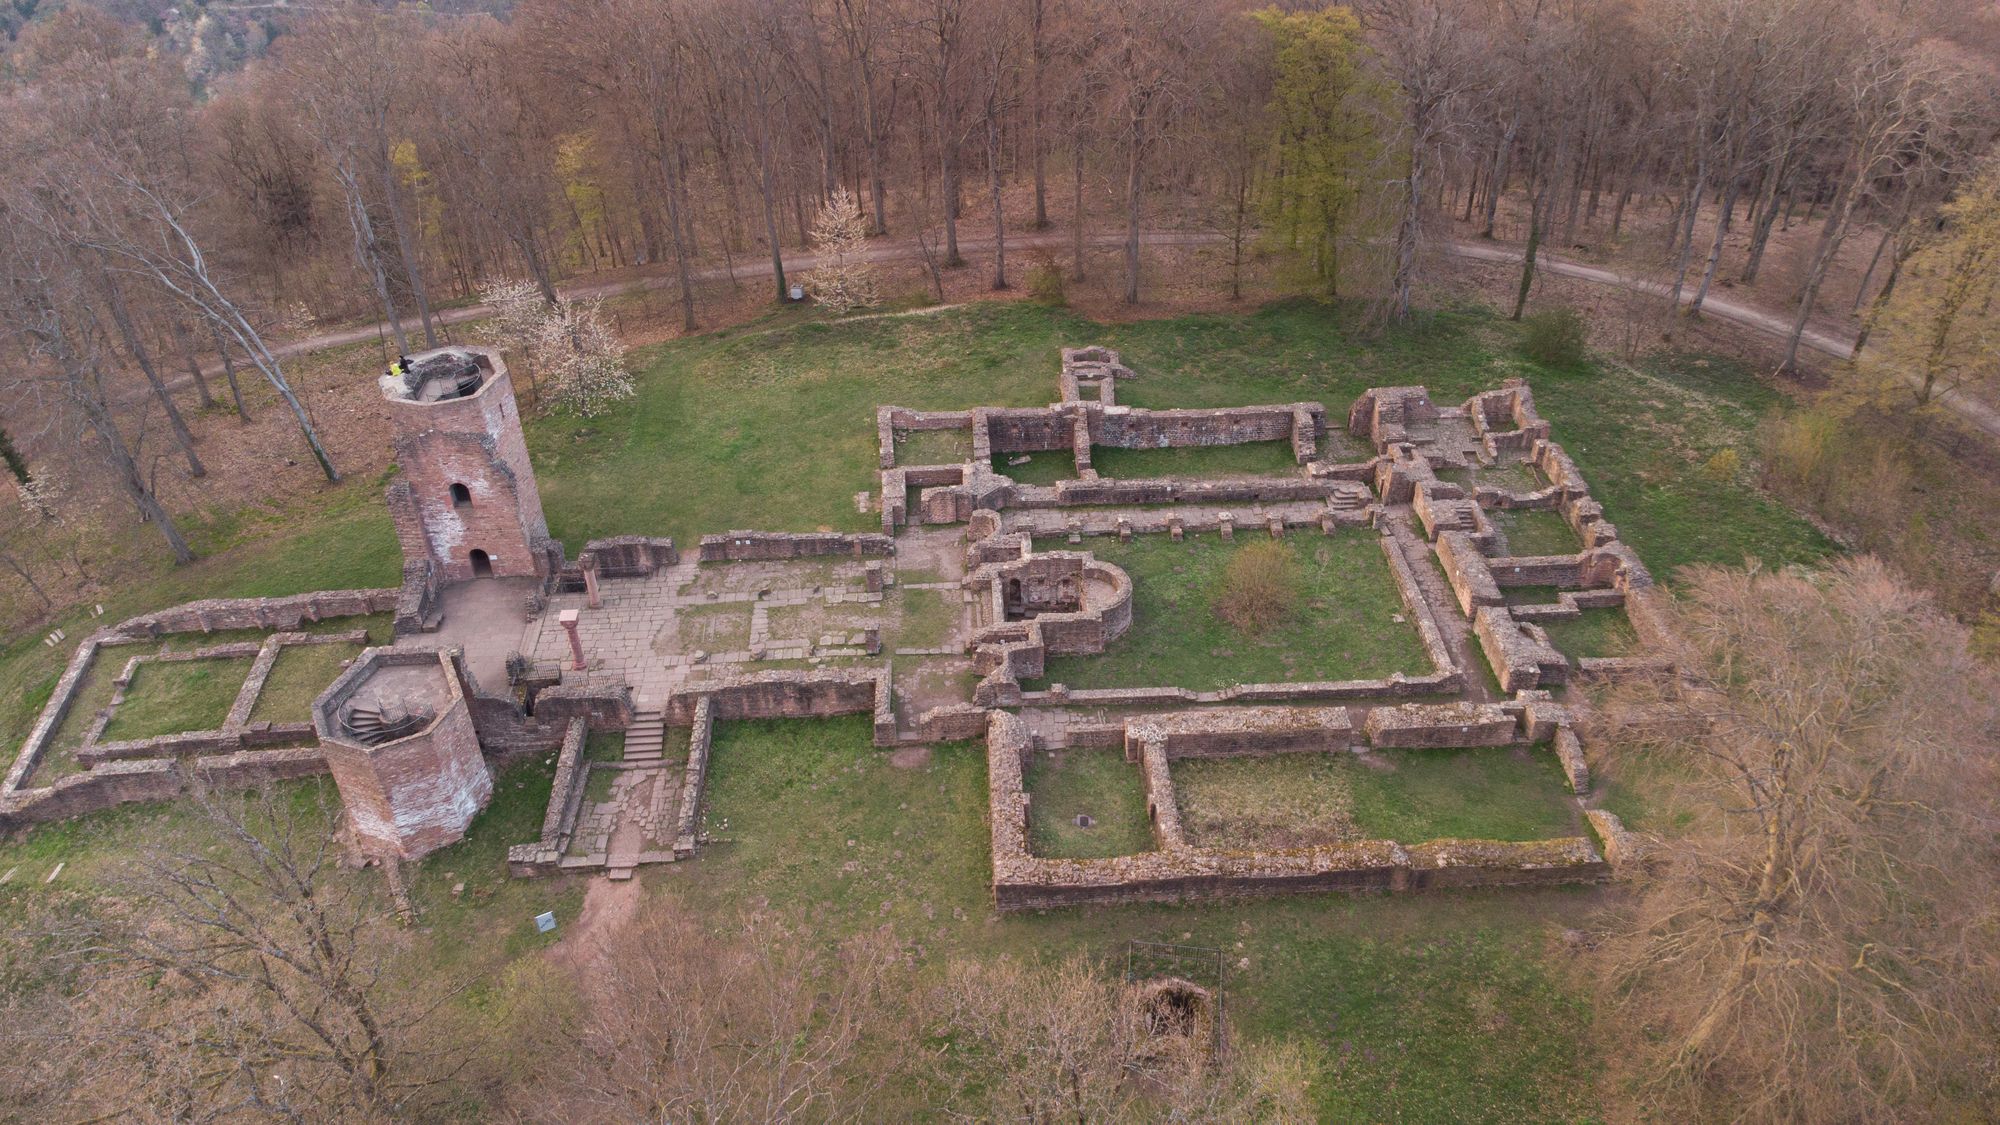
top-left (232, 227), bottom-right (2000, 441)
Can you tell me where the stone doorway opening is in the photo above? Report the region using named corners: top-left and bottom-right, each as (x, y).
top-left (470, 549), bottom-right (494, 578)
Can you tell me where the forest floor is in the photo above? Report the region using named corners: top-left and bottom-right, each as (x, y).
top-left (0, 296), bottom-right (1835, 1118)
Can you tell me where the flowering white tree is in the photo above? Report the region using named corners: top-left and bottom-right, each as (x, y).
top-left (804, 187), bottom-right (878, 315)
top-left (479, 278), bottom-right (634, 418)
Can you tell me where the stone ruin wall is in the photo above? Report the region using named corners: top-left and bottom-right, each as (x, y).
top-left (114, 588), bottom-right (399, 638)
top-left (984, 712), bottom-right (1609, 912)
top-left (697, 530), bottom-right (893, 563)
top-left (4, 595), bottom-right (400, 800)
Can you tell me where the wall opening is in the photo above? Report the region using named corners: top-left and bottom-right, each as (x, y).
top-left (450, 482), bottom-right (472, 508)
top-left (470, 549), bottom-right (494, 578)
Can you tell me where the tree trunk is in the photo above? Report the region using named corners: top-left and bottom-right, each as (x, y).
top-left (100, 273), bottom-right (204, 478)
top-left (1392, 110), bottom-right (1429, 321)
top-left (1742, 188), bottom-right (1786, 283)
top-left (209, 321), bottom-right (251, 421)
top-left (1851, 242), bottom-right (1909, 358)
top-left (81, 387), bottom-right (194, 563)
top-left (1665, 158), bottom-right (1709, 311)
top-left (941, 139), bottom-right (963, 267)
top-left (1779, 176), bottom-right (1859, 375)
top-left (337, 164), bottom-right (409, 356)
top-left (1688, 174), bottom-right (1741, 317)
top-left (754, 128), bottom-right (788, 301)
top-left (1512, 184), bottom-right (1544, 321)
top-left (1072, 142), bottom-right (1087, 281)
top-left (1031, 0), bottom-right (1049, 229)
top-left (377, 150), bottom-right (437, 349)
top-left (1481, 121), bottom-right (1516, 239)
top-left (1851, 220), bottom-right (1898, 314)
top-left (987, 110), bottom-right (1008, 290)
top-left (1123, 114), bottom-right (1145, 306)
top-left (170, 317), bottom-right (216, 409)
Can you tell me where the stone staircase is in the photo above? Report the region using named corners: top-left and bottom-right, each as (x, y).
top-left (623, 709), bottom-right (667, 763)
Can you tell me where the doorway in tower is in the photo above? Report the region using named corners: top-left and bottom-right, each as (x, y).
top-left (469, 549), bottom-right (494, 578)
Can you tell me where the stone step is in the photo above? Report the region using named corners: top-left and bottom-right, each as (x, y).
top-left (606, 867), bottom-right (635, 881)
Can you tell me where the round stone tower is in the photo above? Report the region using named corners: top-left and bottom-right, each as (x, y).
top-left (381, 346), bottom-right (553, 582)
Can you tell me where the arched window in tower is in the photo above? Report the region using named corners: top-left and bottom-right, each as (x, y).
top-left (450, 482), bottom-right (471, 508)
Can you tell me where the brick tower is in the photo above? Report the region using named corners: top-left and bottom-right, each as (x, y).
top-left (381, 346), bottom-right (554, 582)
top-left (313, 647), bottom-right (491, 862)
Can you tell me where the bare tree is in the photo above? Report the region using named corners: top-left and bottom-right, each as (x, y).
top-left (29, 784), bottom-right (476, 1119)
top-left (1592, 558), bottom-right (2000, 1122)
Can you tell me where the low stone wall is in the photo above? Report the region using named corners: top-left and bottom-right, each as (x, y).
top-left (664, 668), bottom-right (892, 742)
top-left (983, 407), bottom-right (1077, 454)
top-left (503, 718), bottom-right (590, 876)
top-left (3, 634), bottom-right (122, 794)
top-left (911, 703), bottom-right (992, 743)
top-left (396, 560), bottom-right (441, 635)
top-left (114, 588), bottom-right (399, 638)
top-left (1092, 403), bottom-right (1324, 459)
top-left (985, 710), bottom-right (1606, 910)
top-left (1134, 737), bottom-right (1187, 849)
top-left (878, 407), bottom-right (974, 469)
top-left (0, 748), bottom-right (328, 832)
top-left (1035, 476), bottom-right (1328, 508)
top-left (466, 682), bottom-right (632, 760)
top-left (574, 536), bottom-right (679, 578)
top-left (991, 834), bottom-right (1609, 911)
top-left (1552, 725), bottom-right (1590, 792)
top-left (1020, 669), bottom-right (1464, 709)
top-left (672, 697), bottom-right (715, 857)
top-left (1377, 528), bottom-right (1460, 677)
top-left (1125, 706), bottom-right (1354, 760)
top-left (1362, 702), bottom-right (1518, 748)
top-left (697, 530), bottom-right (894, 562)
top-left (1436, 532), bottom-right (1504, 616)
top-left (1487, 553), bottom-right (1588, 587)
top-left (1473, 606), bottom-right (1569, 692)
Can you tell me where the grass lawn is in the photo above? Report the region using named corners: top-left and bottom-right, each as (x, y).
top-left (1090, 439), bottom-right (1298, 479)
top-left (1175, 747), bottom-right (1579, 848)
top-left (1035, 534), bottom-right (1430, 691)
top-left (1494, 508), bottom-right (1580, 556)
top-left (1023, 748), bottom-right (1155, 858)
top-left (674, 602), bottom-right (751, 651)
top-left (100, 655), bottom-right (257, 743)
top-left (892, 587), bottom-right (959, 649)
top-left (688, 716), bottom-right (1603, 1121)
top-left (894, 427), bottom-right (974, 466)
top-left (1438, 461), bottom-right (1545, 493)
top-left (1347, 747), bottom-right (1580, 842)
top-left (992, 450), bottom-right (1075, 485)
top-left (1541, 607), bottom-right (1638, 659)
top-left (247, 642), bottom-right (364, 725)
top-left (1174, 753), bottom-right (1355, 850)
